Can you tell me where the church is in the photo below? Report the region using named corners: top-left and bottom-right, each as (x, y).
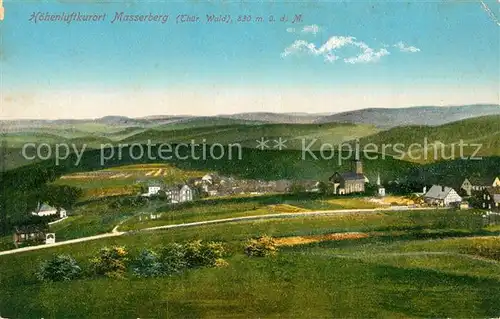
top-left (328, 156), bottom-right (368, 195)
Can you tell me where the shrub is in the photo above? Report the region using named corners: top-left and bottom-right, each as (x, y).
top-left (19, 237), bottom-right (46, 248)
top-left (245, 235), bottom-right (277, 257)
top-left (36, 254), bottom-right (82, 282)
top-left (184, 240), bottom-right (226, 268)
top-left (159, 243), bottom-right (187, 275)
top-left (214, 258), bottom-right (229, 268)
top-left (90, 246), bottom-right (128, 279)
top-left (132, 249), bottom-right (163, 278)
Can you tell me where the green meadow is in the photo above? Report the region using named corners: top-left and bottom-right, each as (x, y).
top-left (46, 193), bottom-right (379, 241)
top-left (0, 209), bottom-right (499, 318)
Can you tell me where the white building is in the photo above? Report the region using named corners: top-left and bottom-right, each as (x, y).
top-left (423, 185), bottom-right (462, 207)
top-left (141, 181), bottom-right (165, 197)
top-left (45, 233), bottom-right (56, 244)
top-left (166, 184), bottom-right (194, 203)
top-left (31, 203), bottom-right (67, 219)
top-left (147, 185), bottom-right (162, 196)
top-left (201, 174), bottom-right (214, 184)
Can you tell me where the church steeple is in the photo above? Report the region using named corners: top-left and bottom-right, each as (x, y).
top-left (355, 159), bottom-right (363, 175)
top-left (353, 139), bottom-right (362, 175)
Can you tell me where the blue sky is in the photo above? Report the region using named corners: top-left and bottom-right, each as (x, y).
top-left (1, 0), bottom-right (499, 118)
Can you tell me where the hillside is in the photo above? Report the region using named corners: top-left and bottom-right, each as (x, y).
top-left (358, 115), bottom-right (500, 162)
top-left (316, 104), bottom-right (500, 128)
top-left (121, 123), bottom-right (380, 150)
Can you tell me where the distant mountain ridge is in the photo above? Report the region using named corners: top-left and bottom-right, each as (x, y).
top-left (314, 104), bottom-right (500, 128)
top-left (1, 104), bottom-right (498, 131)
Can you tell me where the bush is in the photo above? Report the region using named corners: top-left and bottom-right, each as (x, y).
top-left (184, 240), bottom-right (226, 268)
top-left (90, 246), bottom-right (128, 279)
top-left (19, 237), bottom-right (46, 248)
top-left (36, 254), bottom-right (82, 282)
top-left (132, 249), bottom-right (163, 278)
top-left (159, 243), bottom-right (187, 275)
top-left (245, 235), bottom-right (277, 257)
top-left (214, 258), bottom-right (229, 268)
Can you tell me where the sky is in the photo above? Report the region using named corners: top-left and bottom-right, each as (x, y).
top-left (0, 0), bottom-right (499, 119)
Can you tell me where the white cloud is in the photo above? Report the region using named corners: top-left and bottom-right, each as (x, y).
top-left (344, 47), bottom-right (390, 64)
top-left (394, 41), bottom-right (420, 53)
top-left (301, 24), bottom-right (321, 35)
top-left (281, 35), bottom-right (390, 64)
top-left (286, 27), bottom-right (296, 33)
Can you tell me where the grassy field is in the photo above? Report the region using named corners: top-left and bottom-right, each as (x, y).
top-left (1, 208), bottom-right (499, 318)
top-left (45, 193), bottom-right (382, 240)
top-left (119, 195), bottom-right (383, 231)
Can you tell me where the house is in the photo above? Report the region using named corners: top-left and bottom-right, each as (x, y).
top-left (329, 157), bottom-right (366, 195)
top-left (461, 176), bottom-right (500, 196)
top-left (166, 184), bottom-right (193, 203)
top-left (31, 203), bottom-right (67, 219)
top-left (45, 233), bottom-right (56, 244)
top-left (201, 174), bottom-right (215, 184)
top-left (423, 185), bottom-right (462, 206)
top-left (13, 224), bottom-right (48, 248)
top-left (482, 187), bottom-right (500, 212)
top-left (145, 180), bottom-right (165, 196)
top-left (198, 173), bottom-right (221, 193)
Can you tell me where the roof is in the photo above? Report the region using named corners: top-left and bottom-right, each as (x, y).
top-left (329, 172), bottom-right (366, 182)
top-left (166, 184), bottom-right (191, 191)
top-left (424, 185), bottom-right (455, 200)
top-left (38, 203), bottom-right (57, 212)
top-left (466, 176), bottom-right (497, 186)
top-left (485, 187), bottom-right (500, 203)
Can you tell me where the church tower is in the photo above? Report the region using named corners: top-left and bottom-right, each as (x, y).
top-left (353, 139), bottom-right (363, 175)
top-left (355, 160), bottom-right (363, 175)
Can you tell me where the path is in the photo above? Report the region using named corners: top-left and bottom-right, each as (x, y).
top-left (0, 206), bottom-right (446, 256)
top-left (0, 232), bottom-right (125, 256)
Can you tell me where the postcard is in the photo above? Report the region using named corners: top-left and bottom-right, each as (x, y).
top-left (0, 1), bottom-right (499, 318)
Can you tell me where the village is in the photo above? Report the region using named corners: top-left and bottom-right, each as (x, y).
top-left (13, 155), bottom-right (500, 249)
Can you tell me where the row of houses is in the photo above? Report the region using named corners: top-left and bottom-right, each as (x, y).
top-left (329, 155), bottom-right (500, 211)
top-left (142, 174), bottom-right (322, 202)
top-left (422, 178), bottom-right (500, 211)
top-left (460, 176), bottom-right (500, 196)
